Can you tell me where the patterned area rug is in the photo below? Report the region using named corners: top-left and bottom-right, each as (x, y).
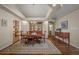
top-left (0, 39), bottom-right (61, 55)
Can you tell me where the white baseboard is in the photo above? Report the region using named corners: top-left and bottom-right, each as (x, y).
top-left (0, 42), bottom-right (12, 50)
top-left (70, 43), bottom-right (79, 49)
top-left (55, 36), bottom-right (79, 49)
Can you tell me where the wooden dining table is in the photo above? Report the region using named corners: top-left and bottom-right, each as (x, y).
top-left (21, 34), bottom-right (43, 45)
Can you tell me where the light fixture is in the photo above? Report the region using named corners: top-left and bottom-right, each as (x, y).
top-left (52, 4), bottom-right (63, 7)
top-left (52, 4), bottom-right (56, 7)
top-left (22, 20), bottom-right (28, 24)
top-left (49, 24), bottom-right (52, 27)
top-left (60, 4), bottom-right (63, 7)
top-left (44, 21), bottom-right (48, 23)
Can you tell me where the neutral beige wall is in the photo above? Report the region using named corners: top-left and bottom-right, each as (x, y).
top-left (0, 8), bottom-right (21, 50)
top-left (42, 21), bottom-right (48, 38)
top-left (21, 21), bottom-right (29, 33)
top-left (55, 9), bottom-right (79, 48)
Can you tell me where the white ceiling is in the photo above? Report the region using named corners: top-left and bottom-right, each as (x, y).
top-left (16, 4), bottom-right (50, 18)
top-left (50, 4), bottom-right (79, 19)
top-left (15, 4), bottom-right (79, 19)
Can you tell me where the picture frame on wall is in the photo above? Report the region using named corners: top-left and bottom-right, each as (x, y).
top-left (1, 18), bottom-right (8, 27)
top-left (61, 20), bottom-right (68, 29)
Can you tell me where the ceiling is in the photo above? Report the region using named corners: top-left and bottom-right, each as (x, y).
top-left (50, 4), bottom-right (79, 19)
top-left (16, 4), bottom-right (50, 18)
top-left (15, 4), bottom-right (79, 19)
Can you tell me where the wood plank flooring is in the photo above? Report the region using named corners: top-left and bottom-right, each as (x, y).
top-left (0, 35), bottom-right (79, 55)
top-left (49, 36), bottom-right (79, 55)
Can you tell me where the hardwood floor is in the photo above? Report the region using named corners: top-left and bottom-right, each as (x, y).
top-left (0, 39), bottom-right (61, 55)
top-left (0, 35), bottom-right (79, 55)
top-left (49, 35), bottom-right (79, 55)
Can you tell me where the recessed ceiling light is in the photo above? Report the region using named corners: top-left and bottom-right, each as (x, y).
top-left (52, 4), bottom-right (56, 7)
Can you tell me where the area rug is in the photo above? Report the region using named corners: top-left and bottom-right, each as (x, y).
top-left (0, 39), bottom-right (61, 55)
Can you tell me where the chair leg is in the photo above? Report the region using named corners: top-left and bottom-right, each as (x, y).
top-left (44, 38), bottom-right (45, 43)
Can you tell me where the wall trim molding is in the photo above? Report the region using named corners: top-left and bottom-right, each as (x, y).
top-left (0, 5), bottom-right (24, 20)
top-left (55, 36), bottom-right (79, 49)
top-left (0, 40), bottom-right (19, 51)
top-left (70, 43), bottom-right (79, 49)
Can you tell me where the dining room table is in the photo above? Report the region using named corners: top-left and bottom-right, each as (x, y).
top-left (22, 34), bottom-right (44, 45)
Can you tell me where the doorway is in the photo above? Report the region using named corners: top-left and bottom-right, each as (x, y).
top-left (13, 20), bottom-right (19, 43)
top-left (29, 21), bottom-right (43, 31)
top-left (48, 21), bottom-right (54, 37)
